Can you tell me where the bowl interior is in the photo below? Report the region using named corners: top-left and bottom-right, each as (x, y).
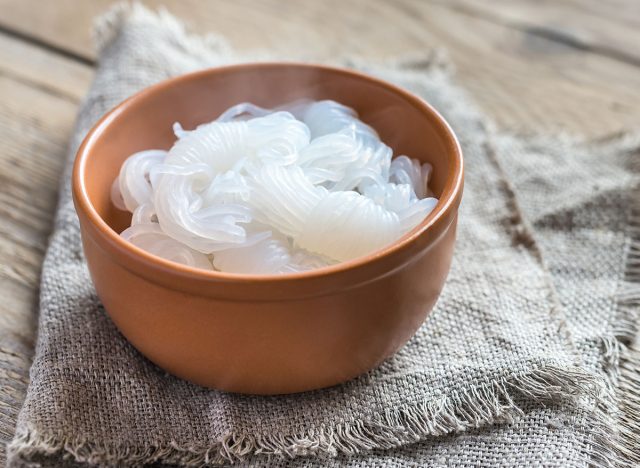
top-left (82, 64), bottom-right (454, 236)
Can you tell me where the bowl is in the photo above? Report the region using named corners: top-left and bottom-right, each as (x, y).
top-left (72, 63), bottom-right (463, 394)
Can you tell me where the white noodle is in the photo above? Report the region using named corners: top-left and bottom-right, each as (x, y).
top-left (111, 100), bottom-right (438, 273)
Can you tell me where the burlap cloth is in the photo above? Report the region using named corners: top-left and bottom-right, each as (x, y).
top-left (7, 5), bottom-right (640, 467)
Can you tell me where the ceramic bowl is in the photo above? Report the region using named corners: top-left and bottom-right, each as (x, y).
top-left (72, 63), bottom-right (463, 394)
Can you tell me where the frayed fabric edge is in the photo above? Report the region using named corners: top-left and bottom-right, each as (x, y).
top-left (7, 364), bottom-right (597, 467)
top-left (93, 1), bottom-right (454, 75)
top-left (583, 138), bottom-right (640, 468)
top-left (476, 132), bottom-right (640, 468)
top-left (610, 150), bottom-right (640, 466)
top-left (617, 344), bottom-right (640, 466)
top-left (8, 4), bottom-right (636, 468)
top-left (93, 1), bottom-right (233, 61)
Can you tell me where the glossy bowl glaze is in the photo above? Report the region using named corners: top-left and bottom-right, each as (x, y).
top-left (72, 63), bottom-right (463, 394)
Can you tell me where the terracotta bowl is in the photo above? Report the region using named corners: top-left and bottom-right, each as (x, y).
top-left (72, 63), bottom-right (463, 395)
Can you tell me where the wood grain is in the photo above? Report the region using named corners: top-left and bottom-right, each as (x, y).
top-left (0, 32), bottom-right (92, 462)
top-left (0, 32), bottom-right (93, 102)
top-left (0, 0), bottom-right (638, 464)
top-left (437, 0), bottom-right (640, 66)
top-left (0, 0), bottom-right (638, 137)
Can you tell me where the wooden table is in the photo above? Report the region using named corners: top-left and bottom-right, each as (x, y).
top-left (0, 0), bottom-right (638, 462)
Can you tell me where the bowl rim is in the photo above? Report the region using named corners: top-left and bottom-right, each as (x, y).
top-left (73, 62), bottom-right (463, 284)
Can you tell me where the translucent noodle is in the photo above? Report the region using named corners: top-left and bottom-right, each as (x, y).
top-left (111, 100), bottom-right (439, 274)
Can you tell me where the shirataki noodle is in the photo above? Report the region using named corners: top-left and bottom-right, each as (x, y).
top-left (111, 100), bottom-right (438, 274)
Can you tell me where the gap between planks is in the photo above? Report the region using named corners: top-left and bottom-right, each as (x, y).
top-left (427, 0), bottom-right (640, 68)
top-left (0, 29), bottom-right (92, 465)
top-left (0, 0), bottom-right (639, 71)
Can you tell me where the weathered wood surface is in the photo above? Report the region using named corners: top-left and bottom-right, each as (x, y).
top-left (0, 0), bottom-right (639, 136)
top-left (0, 31), bottom-right (93, 463)
top-left (438, 0), bottom-right (640, 66)
top-left (0, 0), bottom-right (638, 463)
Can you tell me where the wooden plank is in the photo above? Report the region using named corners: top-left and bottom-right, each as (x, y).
top-left (0, 0), bottom-right (430, 62)
top-left (0, 0), bottom-right (104, 62)
top-left (0, 0), bottom-right (638, 137)
top-left (0, 32), bottom-right (93, 101)
top-left (389, 0), bottom-right (640, 136)
top-left (436, 0), bottom-right (640, 65)
top-left (3, 0), bottom-right (638, 66)
top-left (0, 32), bottom-right (92, 464)
top-left (0, 0), bottom-right (638, 463)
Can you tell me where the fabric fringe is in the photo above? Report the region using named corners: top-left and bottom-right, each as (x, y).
top-left (9, 4), bottom-right (638, 467)
top-left (617, 344), bottom-right (640, 466)
top-left (585, 139), bottom-right (640, 468)
top-left (483, 131), bottom-right (640, 468)
top-left (94, 1), bottom-right (454, 76)
top-left (612, 157), bottom-right (640, 466)
top-left (93, 1), bottom-right (232, 62)
top-left (7, 365), bottom-right (596, 466)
